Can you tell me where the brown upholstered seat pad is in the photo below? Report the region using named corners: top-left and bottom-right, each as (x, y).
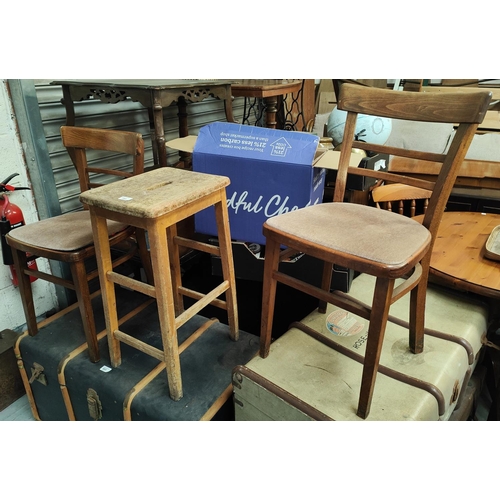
top-left (7, 211), bottom-right (128, 252)
top-left (264, 203), bottom-right (431, 268)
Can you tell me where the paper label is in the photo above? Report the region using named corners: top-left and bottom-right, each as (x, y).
top-left (326, 310), bottom-right (365, 337)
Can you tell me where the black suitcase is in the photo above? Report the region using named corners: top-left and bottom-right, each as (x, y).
top-left (15, 286), bottom-right (259, 421)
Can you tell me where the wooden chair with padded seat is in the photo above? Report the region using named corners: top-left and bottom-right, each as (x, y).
top-left (6, 126), bottom-right (152, 363)
top-left (371, 182), bottom-right (433, 217)
top-left (259, 83), bottom-right (492, 419)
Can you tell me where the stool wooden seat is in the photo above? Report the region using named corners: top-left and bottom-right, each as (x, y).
top-left (80, 167), bottom-right (239, 401)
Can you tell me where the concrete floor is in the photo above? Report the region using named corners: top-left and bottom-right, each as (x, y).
top-left (0, 394), bottom-right (35, 421)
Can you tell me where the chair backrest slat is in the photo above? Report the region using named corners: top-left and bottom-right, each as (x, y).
top-left (60, 126), bottom-right (145, 197)
top-left (337, 83), bottom-right (491, 124)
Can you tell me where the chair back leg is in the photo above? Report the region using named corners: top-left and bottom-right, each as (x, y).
top-left (69, 259), bottom-right (100, 363)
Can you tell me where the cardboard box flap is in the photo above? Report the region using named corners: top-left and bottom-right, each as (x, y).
top-left (168, 135), bottom-right (331, 165)
top-left (314, 150), bottom-right (365, 170)
top-left (166, 135), bottom-right (197, 153)
top-left (193, 122), bottom-right (319, 165)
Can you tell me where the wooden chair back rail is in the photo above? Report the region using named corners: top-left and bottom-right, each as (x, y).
top-left (337, 83), bottom-right (490, 124)
top-left (348, 166), bottom-right (437, 192)
top-left (354, 141), bottom-right (446, 163)
top-left (86, 167), bottom-right (134, 179)
top-left (389, 156), bottom-right (500, 183)
top-left (422, 85), bottom-right (500, 102)
top-left (61, 126), bottom-right (145, 156)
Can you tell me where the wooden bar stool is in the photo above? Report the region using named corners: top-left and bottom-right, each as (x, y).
top-left (79, 167), bottom-right (239, 401)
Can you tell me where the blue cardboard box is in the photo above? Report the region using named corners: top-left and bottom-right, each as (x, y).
top-left (180, 122), bottom-right (326, 245)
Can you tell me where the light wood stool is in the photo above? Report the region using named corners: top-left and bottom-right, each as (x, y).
top-left (79, 168), bottom-right (239, 401)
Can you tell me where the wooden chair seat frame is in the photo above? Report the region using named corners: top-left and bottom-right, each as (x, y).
top-left (260, 84), bottom-right (492, 419)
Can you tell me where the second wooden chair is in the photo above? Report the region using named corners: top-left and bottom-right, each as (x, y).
top-left (6, 126), bottom-right (152, 363)
top-left (259, 83), bottom-right (491, 419)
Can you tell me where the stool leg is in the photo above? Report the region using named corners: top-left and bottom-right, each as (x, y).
top-left (357, 276), bottom-right (394, 419)
top-left (214, 194), bottom-right (239, 340)
top-left (148, 221), bottom-right (183, 401)
top-left (70, 260), bottom-right (100, 363)
top-left (90, 212), bottom-right (121, 367)
top-left (260, 235), bottom-right (281, 358)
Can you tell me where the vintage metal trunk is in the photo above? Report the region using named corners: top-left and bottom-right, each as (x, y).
top-left (15, 286), bottom-right (259, 421)
top-left (233, 274), bottom-right (489, 421)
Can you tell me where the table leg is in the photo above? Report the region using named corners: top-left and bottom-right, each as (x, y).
top-left (177, 96), bottom-right (191, 168)
top-left (147, 107), bottom-right (159, 167)
top-left (61, 85), bottom-right (78, 165)
top-left (152, 93), bottom-right (168, 167)
top-left (224, 95), bottom-right (235, 123)
top-left (61, 85), bottom-right (76, 126)
top-left (264, 96), bottom-right (278, 129)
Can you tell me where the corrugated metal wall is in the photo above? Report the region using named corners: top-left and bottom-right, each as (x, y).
top-left (34, 80), bottom-right (246, 214)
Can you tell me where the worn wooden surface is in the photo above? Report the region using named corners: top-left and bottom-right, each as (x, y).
top-left (414, 211), bottom-right (500, 299)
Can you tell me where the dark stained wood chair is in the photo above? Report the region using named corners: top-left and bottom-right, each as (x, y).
top-left (259, 83), bottom-right (492, 419)
top-left (6, 126), bottom-right (152, 363)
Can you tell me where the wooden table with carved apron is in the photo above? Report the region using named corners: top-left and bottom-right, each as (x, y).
top-left (51, 79), bottom-right (235, 168)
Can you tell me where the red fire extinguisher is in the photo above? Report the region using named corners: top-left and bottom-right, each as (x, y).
top-left (0, 173), bottom-right (38, 285)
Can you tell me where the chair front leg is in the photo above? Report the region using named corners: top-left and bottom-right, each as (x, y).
top-left (260, 236), bottom-right (281, 358)
top-left (357, 276), bottom-right (394, 419)
top-left (409, 278), bottom-right (428, 355)
top-left (409, 256), bottom-right (430, 354)
top-left (11, 247), bottom-right (39, 336)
